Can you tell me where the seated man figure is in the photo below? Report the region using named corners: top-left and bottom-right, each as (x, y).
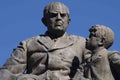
top-left (0, 2), bottom-right (88, 80)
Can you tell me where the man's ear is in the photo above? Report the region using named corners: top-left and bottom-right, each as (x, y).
top-left (41, 17), bottom-right (47, 27)
top-left (68, 18), bottom-right (71, 24)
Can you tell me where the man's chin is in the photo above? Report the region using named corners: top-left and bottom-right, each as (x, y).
top-left (53, 28), bottom-right (65, 32)
top-left (55, 26), bottom-right (63, 30)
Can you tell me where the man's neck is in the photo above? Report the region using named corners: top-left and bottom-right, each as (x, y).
top-left (45, 31), bottom-right (65, 39)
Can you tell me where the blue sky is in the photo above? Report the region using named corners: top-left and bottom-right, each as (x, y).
top-left (0, 0), bottom-right (120, 66)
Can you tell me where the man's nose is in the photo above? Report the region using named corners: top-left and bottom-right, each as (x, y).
top-left (56, 13), bottom-right (62, 19)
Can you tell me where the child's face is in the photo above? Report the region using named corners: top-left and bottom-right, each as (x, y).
top-left (86, 31), bottom-right (101, 50)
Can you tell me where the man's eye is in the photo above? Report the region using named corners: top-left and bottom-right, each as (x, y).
top-left (60, 14), bottom-right (66, 18)
top-left (50, 13), bottom-right (57, 17)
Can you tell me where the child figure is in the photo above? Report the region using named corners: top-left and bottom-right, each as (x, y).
top-left (84, 24), bottom-right (120, 80)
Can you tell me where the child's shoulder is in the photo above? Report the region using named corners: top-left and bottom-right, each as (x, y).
top-left (108, 50), bottom-right (120, 60)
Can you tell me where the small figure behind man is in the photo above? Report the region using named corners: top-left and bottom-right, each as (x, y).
top-left (84, 24), bottom-right (120, 80)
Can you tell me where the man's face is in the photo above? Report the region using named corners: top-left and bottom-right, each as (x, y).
top-left (45, 4), bottom-right (70, 33)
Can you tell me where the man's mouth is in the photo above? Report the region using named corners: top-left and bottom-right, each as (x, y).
top-left (56, 21), bottom-right (63, 26)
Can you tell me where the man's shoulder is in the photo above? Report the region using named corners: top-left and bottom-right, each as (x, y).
top-left (68, 34), bottom-right (86, 47)
top-left (20, 35), bottom-right (41, 43)
top-left (68, 34), bottom-right (85, 41)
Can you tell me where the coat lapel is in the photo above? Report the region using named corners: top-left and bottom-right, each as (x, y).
top-left (37, 35), bottom-right (53, 51)
top-left (52, 34), bottom-right (76, 49)
top-left (37, 33), bottom-right (76, 51)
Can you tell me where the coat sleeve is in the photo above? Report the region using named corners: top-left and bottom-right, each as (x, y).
top-left (108, 51), bottom-right (120, 80)
top-left (72, 36), bottom-right (90, 80)
top-left (1, 40), bottom-right (27, 74)
top-left (109, 51), bottom-right (120, 70)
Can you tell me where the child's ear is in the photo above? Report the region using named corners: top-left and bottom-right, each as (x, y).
top-left (98, 38), bottom-right (105, 46)
top-left (101, 37), bottom-right (105, 43)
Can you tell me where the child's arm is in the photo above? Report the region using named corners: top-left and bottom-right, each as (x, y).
top-left (109, 51), bottom-right (120, 69)
top-left (108, 51), bottom-right (120, 80)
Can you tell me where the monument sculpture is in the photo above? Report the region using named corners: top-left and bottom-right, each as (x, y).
top-left (0, 2), bottom-right (120, 80)
top-left (83, 25), bottom-right (120, 80)
top-left (0, 2), bottom-right (89, 80)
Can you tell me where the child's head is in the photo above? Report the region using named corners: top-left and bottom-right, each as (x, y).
top-left (86, 24), bottom-right (114, 50)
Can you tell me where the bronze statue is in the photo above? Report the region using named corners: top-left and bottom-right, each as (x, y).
top-left (84, 25), bottom-right (120, 80)
top-left (0, 2), bottom-right (88, 80)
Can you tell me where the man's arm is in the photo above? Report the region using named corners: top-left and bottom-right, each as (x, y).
top-left (1, 41), bottom-right (27, 74)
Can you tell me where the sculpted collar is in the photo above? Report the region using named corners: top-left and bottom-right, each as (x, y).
top-left (37, 32), bottom-right (77, 51)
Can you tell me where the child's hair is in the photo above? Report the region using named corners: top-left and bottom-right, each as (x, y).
top-left (89, 24), bottom-right (114, 49)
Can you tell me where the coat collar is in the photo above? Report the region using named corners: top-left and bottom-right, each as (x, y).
top-left (37, 32), bottom-right (76, 51)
